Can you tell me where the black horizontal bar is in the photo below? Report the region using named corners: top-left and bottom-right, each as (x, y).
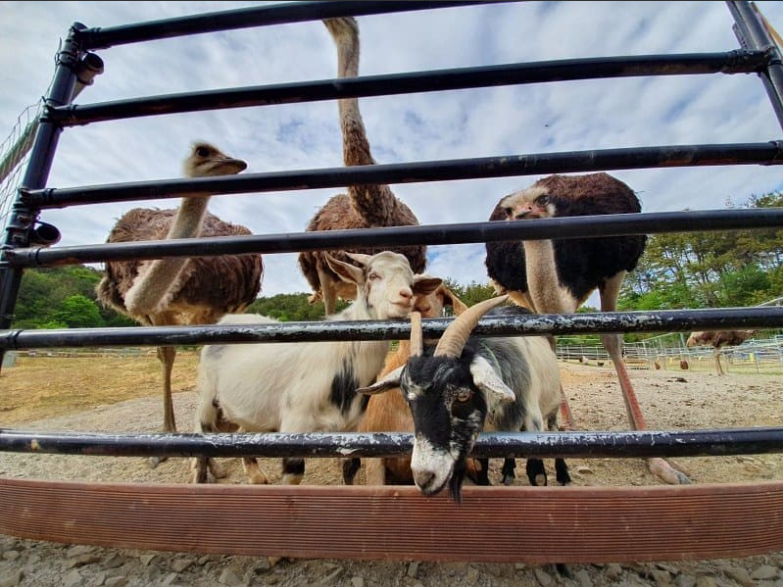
top-left (74, 1), bottom-right (491, 50)
top-left (48, 50), bottom-right (769, 127)
top-left (21, 142), bottom-right (783, 209)
top-left (1, 428), bottom-right (781, 459)
top-left (5, 208), bottom-right (783, 268)
top-left (1, 307), bottom-right (780, 350)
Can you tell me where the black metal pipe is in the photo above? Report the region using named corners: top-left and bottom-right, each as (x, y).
top-left (728, 1), bottom-right (783, 131)
top-left (1, 307), bottom-right (780, 350)
top-left (21, 142), bottom-right (783, 209)
top-left (50, 50), bottom-right (770, 127)
top-left (5, 208), bottom-right (783, 268)
top-left (0, 24), bottom-right (84, 370)
top-left (73, 1), bottom-right (495, 50)
top-left (1, 427), bottom-right (781, 459)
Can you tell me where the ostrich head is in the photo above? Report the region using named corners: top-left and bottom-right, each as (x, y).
top-left (498, 185), bottom-right (557, 220)
top-left (183, 142), bottom-right (247, 178)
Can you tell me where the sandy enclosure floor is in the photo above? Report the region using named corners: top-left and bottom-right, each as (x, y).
top-left (0, 361), bottom-right (782, 587)
top-left (1, 362), bottom-right (780, 487)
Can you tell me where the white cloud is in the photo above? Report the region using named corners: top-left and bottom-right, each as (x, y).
top-left (2, 0), bottom-right (782, 303)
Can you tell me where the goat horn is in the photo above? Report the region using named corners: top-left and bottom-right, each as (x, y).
top-left (410, 312), bottom-right (423, 357)
top-left (433, 295), bottom-right (509, 358)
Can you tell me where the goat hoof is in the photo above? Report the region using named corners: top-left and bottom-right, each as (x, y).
top-left (147, 455), bottom-right (168, 469)
top-left (209, 461), bottom-right (228, 479)
top-left (282, 473), bottom-right (303, 486)
top-left (189, 471), bottom-right (214, 484)
top-left (647, 458), bottom-right (691, 485)
top-left (248, 472), bottom-right (270, 485)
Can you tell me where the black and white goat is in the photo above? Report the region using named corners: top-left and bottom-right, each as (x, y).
top-left (357, 296), bottom-right (569, 501)
top-left (189, 251), bottom-right (442, 485)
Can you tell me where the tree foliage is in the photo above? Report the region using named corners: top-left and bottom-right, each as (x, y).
top-left (619, 191), bottom-right (782, 311)
top-left (12, 266), bottom-right (134, 329)
top-left (246, 293), bottom-right (348, 322)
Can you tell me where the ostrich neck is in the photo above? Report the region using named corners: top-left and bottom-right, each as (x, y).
top-left (166, 196), bottom-right (210, 240)
top-left (522, 239), bottom-right (570, 313)
top-left (123, 196), bottom-right (209, 316)
top-left (335, 34), bottom-right (397, 226)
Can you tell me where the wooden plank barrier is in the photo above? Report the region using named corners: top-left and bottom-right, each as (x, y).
top-left (1, 478), bottom-right (782, 562)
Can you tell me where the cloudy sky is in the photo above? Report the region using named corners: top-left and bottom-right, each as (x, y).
top-left (2, 1), bottom-right (782, 301)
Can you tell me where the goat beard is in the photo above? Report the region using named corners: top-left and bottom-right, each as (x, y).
top-left (448, 461), bottom-right (468, 504)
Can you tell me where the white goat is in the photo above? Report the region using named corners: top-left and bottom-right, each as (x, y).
top-left (189, 251), bottom-right (441, 485)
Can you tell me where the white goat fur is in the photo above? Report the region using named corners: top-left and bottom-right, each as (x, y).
top-left (190, 251), bottom-right (441, 484)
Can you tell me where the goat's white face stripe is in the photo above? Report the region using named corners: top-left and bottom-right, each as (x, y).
top-left (411, 435), bottom-right (455, 494)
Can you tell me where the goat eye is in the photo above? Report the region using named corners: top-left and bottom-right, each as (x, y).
top-left (456, 390), bottom-right (472, 403)
top-left (535, 195), bottom-right (549, 205)
top-left (196, 147), bottom-right (210, 157)
top-left (503, 206), bottom-right (513, 217)
top-left (368, 272), bottom-right (380, 281)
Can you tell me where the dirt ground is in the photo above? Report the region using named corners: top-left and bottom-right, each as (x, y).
top-left (0, 355), bottom-right (782, 586)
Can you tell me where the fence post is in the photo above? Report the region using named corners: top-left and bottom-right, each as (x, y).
top-left (0, 23), bottom-right (87, 371)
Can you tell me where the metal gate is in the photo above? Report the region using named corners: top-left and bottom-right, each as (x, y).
top-left (0, 1), bottom-right (782, 562)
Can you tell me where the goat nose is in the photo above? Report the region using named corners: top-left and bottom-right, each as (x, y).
top-left (414, 470), bottom-right (436, 490)
top-left (399, 289), bottom-right (413, 300)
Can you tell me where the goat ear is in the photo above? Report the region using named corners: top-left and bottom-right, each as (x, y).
top-left (412, 276), bottom-right (442, 297)
top-left (442, 288), bottom-right (469, 316)
top-left (356, 366), bottom-right (403, 395)
top-left (469, 356), bottom-right (515, 407)
top-left (344, 252), bottom-right (373, 268)
top-left (325, 254), bottom-right (364, 286)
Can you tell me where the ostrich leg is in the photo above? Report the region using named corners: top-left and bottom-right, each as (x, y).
top-left (600, 275), bottom-right (690, 485)
top-left (157, 344), bottom-right (177, 432)
top-left (148, 312), bottom-right (177, 469)
top-left (713, 348), bottom-right (725, 376)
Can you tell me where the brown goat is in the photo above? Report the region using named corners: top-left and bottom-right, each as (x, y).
top-left (352, 282), bottom-right (471, 485)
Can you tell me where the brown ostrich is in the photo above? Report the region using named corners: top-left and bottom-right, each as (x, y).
top-left (298, 17), bottom-right (426, 314)
top-left (96, 142), bottom-right (263, 445)
top-left (485, 172), bottom-right (690, 485)
top-left (686, 330), bottom-right (756, 376)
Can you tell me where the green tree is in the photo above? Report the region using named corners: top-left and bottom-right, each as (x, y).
top-left (50, 295), bottom-right (105, 328)
top-left (619, 191), bottom-right (783, 311)
top-left (247, 293), bottom-right (348, 322)
top-left (13, 266), bottom-right (132, 328)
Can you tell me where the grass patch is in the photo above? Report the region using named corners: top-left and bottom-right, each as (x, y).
top-left (0, 352), bottom-right (199, 425)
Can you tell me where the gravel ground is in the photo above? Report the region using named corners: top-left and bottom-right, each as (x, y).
top-left (1, 363), bottom-right (782, 587)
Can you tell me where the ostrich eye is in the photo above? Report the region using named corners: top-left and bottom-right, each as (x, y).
top-left (456, 390), bottom-right (472, 403)
top-left (195, 146), bottom-right (210, 158)
top-left (535, 195), bottom-right (549, 206)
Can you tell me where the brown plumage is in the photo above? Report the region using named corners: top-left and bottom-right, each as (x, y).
top-left (687, 330), bottom-right (757, 349)
top-left (298, 17), bottom-right (426, 314)
top-left (686, 330), bottom-right (756, 375)
top-left (96, 143), bottom-right (263, 440)
top-left (484, 172), bottom-right (690, 486)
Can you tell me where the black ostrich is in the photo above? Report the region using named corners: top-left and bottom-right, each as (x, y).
top-left (485, 172), bottom-right (690, 485)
